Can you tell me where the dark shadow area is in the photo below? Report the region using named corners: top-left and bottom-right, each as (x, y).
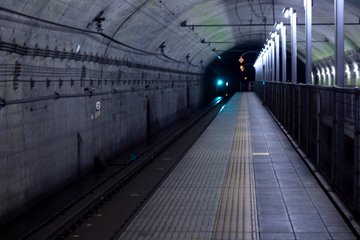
top-left (284, 52), bottom-right (306, 84)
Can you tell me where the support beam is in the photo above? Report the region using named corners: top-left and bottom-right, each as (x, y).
top-left (271, 40), bottom-right (275, 82)
top-left (275, 33), bottom-right (280, 82)
top-left (281, 25), bottom-right (287, 82)
top-left (305, 0), bottom-right (312, 84)
top-left (291, 12), bottom-right (298, 83)
top-left (180, 22), bottom-right (360, 28)
top-left (335, 0), bottom-right (344, 87)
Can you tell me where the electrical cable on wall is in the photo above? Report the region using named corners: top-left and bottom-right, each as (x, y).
top-left (119, 0), bottom-right (213, 61)
top-left (0, 6), bottom-right (200, 68)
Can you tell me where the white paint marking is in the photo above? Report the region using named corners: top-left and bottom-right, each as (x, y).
top-left (252, 152), bottom-right (270, 156)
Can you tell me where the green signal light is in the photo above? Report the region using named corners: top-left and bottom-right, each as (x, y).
top-left (217, 79), bottom-right (224, 86)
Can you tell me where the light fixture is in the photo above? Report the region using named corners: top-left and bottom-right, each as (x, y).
top-left (354, 62), bottom-right (359, 72)
top-left (216, 79), bottom-right (224, 86)
top-left (317, 69), bottom-right (322, 83)
top-left (311, 72), bottom-right (314, 83)
top-left (321, 68), bottom-right (326, 79)
top-left (283, 7), bottom-right (293, 18)
top-left (331, 66), bottom-right (336, 76)
top-left (275, 22), bottom-right (284, 30)
top-left (326, 67), bottom-right (331, 85)
top-left (345, 64), bottom-right (351, 79)
top-left (317, 69), bottom-right (321, 77)
top-left (270, 32), bottom-right (276, 39)
top-left (354, 62), bottom-right (359, 81)
top-left (345, 64), bottom-right (350, 85)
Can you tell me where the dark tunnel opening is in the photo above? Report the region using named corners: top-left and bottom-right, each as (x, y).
top-left (203, 45), bottom-right (306, 101)
top-left (203, 45), bottom-right (258, 101)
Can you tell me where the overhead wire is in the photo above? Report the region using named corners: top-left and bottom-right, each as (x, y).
top-left (248, 0), bottom-right (255, 39)
top-left (155, 0), bottom-right (215, 66)
top-left (235, 0), bottom-right (242, 34)
top-left (102, 0), bottom-right (152, 60)
top-left (1, 87), bottom-right (179, 106)
top-left (257, 0), bottom-right (268, 36)
top-left (116, 0), bottom-right (152, 32)
top-left (0, 12), bottom-right (152, 56)
top-left (272, 0), bottom-right (275, 25)
top-left (0, 6), bottom-right (200, 67)
top-left (153, 1), bottom-right (206, 47)
top-left (123, 0), bottom-right (203, 50)
top-left (248, 0), bottom-right (262, 19)
top-left (152, 0), bottom-right (217, 61)
top-left (257, 0), bottom-right (265, 19)
top-left (0, 6), bottom-right (157, 55)
top-left (120, 0), bottom-right (204, 62)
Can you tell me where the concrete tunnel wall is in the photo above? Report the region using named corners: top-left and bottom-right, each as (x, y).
top-left (0, 1), bottom-right (205, 223)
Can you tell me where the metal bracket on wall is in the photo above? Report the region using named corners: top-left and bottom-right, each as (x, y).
top-left (84, 87), bottom-right (94, 96)
top-left (0, 97), bottom-right (5, 108)
top-left (54, 91), bottom-right (60, 99)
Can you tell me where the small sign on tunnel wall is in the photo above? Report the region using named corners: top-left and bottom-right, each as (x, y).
top-left (96, 101), bottom-right (101, 111)
top-left (95, 101), bottom-right (101, 119)
top-left (91, 101), bottom-right (101, 120)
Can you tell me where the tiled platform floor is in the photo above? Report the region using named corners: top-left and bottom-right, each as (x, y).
top-left (118, 93), bottom-right (356, 240)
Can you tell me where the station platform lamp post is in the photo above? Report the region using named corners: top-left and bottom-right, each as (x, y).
top-left (270, 32), bottom-right (280, 82)
top-left (283, 7), bottom-right (297, 83)
top-left (275, 22), bottom-right (287, 82)
top-left (304, 0), bottom-right (312, 84)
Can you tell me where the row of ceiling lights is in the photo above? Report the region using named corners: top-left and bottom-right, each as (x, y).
top-left (255, 0), bottom-right (347, 87)
top-left (316, 62), bottom-right (360, 84)
top-left (254, 6), bottom-right (297, 83)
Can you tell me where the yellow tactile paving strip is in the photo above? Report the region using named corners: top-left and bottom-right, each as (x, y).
top-left (214, 94), bottom-right (258, 240)
top-left (119, 93), bottom-right (255, 239)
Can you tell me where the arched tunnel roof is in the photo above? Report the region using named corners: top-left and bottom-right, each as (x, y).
top-left (0, 0), bottom-right (359, 72)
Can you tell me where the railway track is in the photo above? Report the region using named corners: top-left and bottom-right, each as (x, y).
top-left (0, 95), bottom-right (230, 240)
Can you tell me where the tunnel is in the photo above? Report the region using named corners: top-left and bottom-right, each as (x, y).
top-left (1, 0), bottom-right (360, 239)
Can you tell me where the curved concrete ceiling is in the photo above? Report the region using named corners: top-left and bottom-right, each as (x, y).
top-left (0, 0), bottom-right (359, 72)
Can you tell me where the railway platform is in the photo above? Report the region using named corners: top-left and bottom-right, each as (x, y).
top-left (118, 92), bottom-right (356, 240)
